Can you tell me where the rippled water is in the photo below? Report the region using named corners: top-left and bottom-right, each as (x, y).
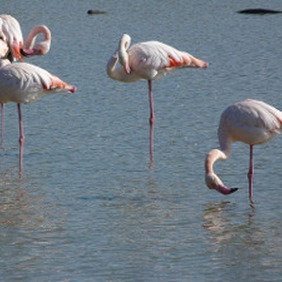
top-left (0, 0), bottom-right (282, 281)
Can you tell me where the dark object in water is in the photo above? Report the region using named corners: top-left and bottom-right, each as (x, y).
top-left (87, 10), bottom-right (107, 15)
top-left (238, 8), bottom-right (282, 14)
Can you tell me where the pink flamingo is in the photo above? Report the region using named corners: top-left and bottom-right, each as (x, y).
top-left (107, 34), bottom-right (208, 162)
top-left (0, 58), bottom-right (76, 171)
top-left (0, 14), bottom-right (24, 61)
top-left (0, 14), bottom-right (51, 60)
top-left (205, 99), bottom-right (282, 203)
top-left (0, 14), bottom-right (52, 145)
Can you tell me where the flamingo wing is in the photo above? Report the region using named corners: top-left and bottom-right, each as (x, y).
top-left (0, 63), bottom-right (76, 104)
top-left (128, 41), bottom-right (207, 80)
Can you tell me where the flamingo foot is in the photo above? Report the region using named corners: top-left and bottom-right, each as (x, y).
top-left (214, 185), bottom-right (238, 195)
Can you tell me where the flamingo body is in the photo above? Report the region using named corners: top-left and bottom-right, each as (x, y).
top-left (205, 99), bottom-right (282, 203)
top-left (0, 62), bottom-right (75, 104)
top-left (107, 34), bottom-right (208, 82)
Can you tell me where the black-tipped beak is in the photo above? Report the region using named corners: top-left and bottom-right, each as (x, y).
top-left (230, 188), bottom-right (239, 194)
top-left (20, 49), bottom-right (34, 57)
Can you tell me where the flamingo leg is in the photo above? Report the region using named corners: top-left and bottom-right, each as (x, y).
top-left (148, 80), bottom-right (155, 163)
top-left (17, 104), bottom-right (24, 171)
top-left (1, 103), bottom-right (4, 146)
top-left (248, 145), bottom-right (254, 203)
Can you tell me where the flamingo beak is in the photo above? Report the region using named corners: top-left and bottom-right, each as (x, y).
top-left (214, 185), bottom-right (238, 195)
top-left (21, 49), bottom-right (35, 57)
top-left (125, 63), bottom-right (131, 74)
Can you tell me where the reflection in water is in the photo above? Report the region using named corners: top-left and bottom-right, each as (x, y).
top-left (203, 202), bottom-right (234, 248)
top-left (0, 169), bottom-right (68, 280)
top-left (203, 202), bottom-right (265, 249)
top-left (202, 201), bottom-right (280, 281)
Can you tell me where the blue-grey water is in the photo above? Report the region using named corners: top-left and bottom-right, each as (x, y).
top-left (0, 0), bottom-right (282, 281)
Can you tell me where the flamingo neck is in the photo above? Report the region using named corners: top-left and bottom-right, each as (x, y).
top-left (118, 34), bottom-right (131, 74)
top-left (23, 25), bottom-right (51, 56)
top-left (106, 52), bottom-right (139, 83)
top-left (205, 149), bottom-right (229, 175)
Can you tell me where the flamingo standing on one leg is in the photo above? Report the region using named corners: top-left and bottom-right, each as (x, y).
top-left (205, 99), bottom-right (282, 204)
top-left (107, 34), bottom-right (208, 163)
top-left (0, 15), bottom-right (52, 145)
top-left (0, 58), bottom-right (76, 171)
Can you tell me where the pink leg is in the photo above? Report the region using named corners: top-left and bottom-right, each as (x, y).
top-left (248, 145), bottom-right (254, 203)
top-left (17, 104), bottom-right (24, 171)
top-left (148, 80), bottom-right (155, 163)
top-left (1, 103), bottom-right (4, 146)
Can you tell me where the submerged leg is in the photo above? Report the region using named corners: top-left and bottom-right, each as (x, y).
top-left (17, 104), bottom-right (24, 171)
top-left (1, 103), bottom-right (4, 146)
top-left (148, 80), bottom-right (155, 164)
top-left (248, 145), bottom-right (254, 203)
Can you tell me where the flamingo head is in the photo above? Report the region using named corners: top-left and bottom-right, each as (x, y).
top-left (213, 185), bottom-right (238, 195)
top-left (21, 40), bottom-right (51, 57)
top-left (206, 172), bottom-right (238, 195)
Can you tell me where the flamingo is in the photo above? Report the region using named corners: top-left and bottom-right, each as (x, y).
top-left (0, 14), bottom-right (52, 60)
top-left (107, 34), bottom-right (209, 162)
top-left (205, 99), bottom-right (282, 203)
top-left (0, 14), bottom-right (24, 61)
top-left (0, 15), bottom-right (52, 145)
top-left (0, 58), bottom-right (76, 171)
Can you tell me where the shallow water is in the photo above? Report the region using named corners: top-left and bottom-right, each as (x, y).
top-left (0, 0), bottom-right (282, 281)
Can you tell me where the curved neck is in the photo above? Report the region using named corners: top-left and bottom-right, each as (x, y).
top-left (23, 25), bottom-right (51, 56)
top-left (106, 52), bottom-right (139, 82)
top-left (205, 148), bottom-right (230, 175)
top-left (24, 25), bottom-right (51, 49)
top-left (118, 34), bottom-right (131, 73)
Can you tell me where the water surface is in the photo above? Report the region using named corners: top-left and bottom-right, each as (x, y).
top-left (0, 0), bottom-right (282, 281)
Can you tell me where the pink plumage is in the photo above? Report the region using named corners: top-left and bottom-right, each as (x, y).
top-left (0, 61), bottom-right (76, 171)
top-left (107, 34), bottom-right (208, 163)
top-left (0, 15), bottom-right (24, 61)
top-left (205, 99), bottom-right (282, 203)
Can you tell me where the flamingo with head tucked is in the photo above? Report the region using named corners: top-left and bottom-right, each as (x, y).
top-left (205, 99), bottom-right (282, 204)
top-left (107, 34), bottom-right (208, 162)
top-left (0, 14), bottom-right (52, 145)
top-left (0, 55), bottom-right (76, 171)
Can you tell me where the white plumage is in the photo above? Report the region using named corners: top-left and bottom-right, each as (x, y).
top-left (107, 33), bottom-right (208, 162)
top-left (0, 62), bottom-right (75, 104)
top-left (205, 99), bottom-right (282, 203)
top-left (0, 60), bottom-right (76, 171)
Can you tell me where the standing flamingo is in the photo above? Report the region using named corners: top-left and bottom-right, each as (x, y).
top-left (0, 15), bottom-right (52, 145)
top-left (205, 99), bottom-right (282, 203)
top-left (107, 34), bottom-right (208, 163)
top-left (0, 58), bottom-right (76, 171)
